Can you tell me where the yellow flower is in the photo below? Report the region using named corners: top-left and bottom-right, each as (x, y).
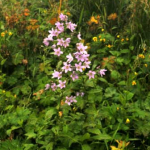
top-left (110, 146), bottom-right (121, 150)
top-left (107, 44), bottom-right (112, 48)
top-left (144, 64), bottom-right (148, 67)
top-left (134, 72), bottom-right (138, 76)
top-left (108, 13), bottom-right (117, 20)
top-left (116, 140), bottom-right (130, 148)
top-left (66, 12), bottom-right (71, 16)
top-left (138, 54), bottom-right (145, 59)
top-left (8, 32), bottom-right (12, 36)
top-left (117, 35), bottom-right (120, 38)
top-left (82, 67), bottom-right (85, 71)
top-left (117, 107), bottom-right (119, 110)
top-left (59, 111), bottom-right (63, 117)
top-left (88, 16), bottom-right (98, 25)
top-left (126, 37), bottom-right (129, 41)
top-left (99, 35), bottom-right (101, 38)
top-left (121, 39), bottom-right (124, 42)
top-left (100, 38), bottom-right (103, 42)
top-left (101, 28), bottom-right (104, 32)
top-left (93, 37), bottom-right (97, 42)
top-left (143, 48), bottom-right (146, 51)
top-left (1, 32), bottom-right (5, 37)
top-left (103, 38), bottom-right (106, 42)
top-left (126, 118), bottom-right (130, 124)
top-left (2, 90), bottom-right (5, 93)
top-left (132, 81), bottom-right (136, 86)
top-left (43, 10), bottom-right (47, 14)
top-left (14, 94), bottom-right (17, 98)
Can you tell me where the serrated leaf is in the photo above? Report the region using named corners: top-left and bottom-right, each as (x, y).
top-left (25, 131), bottom-right (36, 139)
top-left (45, 108), bottom-right (56, 120)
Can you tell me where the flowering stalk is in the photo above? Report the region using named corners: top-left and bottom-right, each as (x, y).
top-left (43, 13), bottom-right (107, 105)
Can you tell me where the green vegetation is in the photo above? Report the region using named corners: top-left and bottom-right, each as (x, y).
top-left (0, 0), bottom-right (150, 149)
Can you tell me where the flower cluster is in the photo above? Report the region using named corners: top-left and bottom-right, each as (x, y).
top-left (43, 13), bottom-right (107, 105)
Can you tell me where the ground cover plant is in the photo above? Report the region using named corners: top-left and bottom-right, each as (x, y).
top-left (1, 0), bottom-right (150, 150)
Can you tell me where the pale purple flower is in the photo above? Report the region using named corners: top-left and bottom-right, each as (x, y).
top-left (70, 71), bottom-right (79, 81)
top-left (77, 32), bottom-right (82, 40)
top-left (87, 70), bottom-right (96, 79)
top-left (47, 35), bottom-right (53, 41)
top-left (66, 53), bottom-right (73, 63)
top-left (51, 44), bottom-right (56, 49)
top-left (65, 96), bottom-right (77, 105)
top-left (76, 92), bottom-right (80, 96)
top-left (59, 13), bottom-right (68, 21)
top-left (75, 62), bottom-right (83, 72)
top-left (76, 43), bottom-right (88, 54)
top-left (55, 22), bottom-right (64, 32)
top-left (74, 52), bottom-right (89, 62)
top-left (99, 69), bottom-right (107, 77)
top-left (54, 47), bottom-right (63, 56)
top-left (52, 70), bottom-right (62, 79)
top-left (43, 38), bottom-right (49, 46)
top-left (66, 21), bottom-right (77, 32)
top-left (48, 28), bottom-right (55, 37)
top-left (57, 38), bottom-right (64, 46)
top-left (63, 38), bottom-right (71, 48)
top-left (57, 80), bottom-right (66, 89)
top-left (80, 92), bottom-right (84, 97)
top-left (45, 84), bottom-right (50, 90)
top-left (83, 61), bottom-right (91, 69)
top-left (53, 29), bottom-right (61, 37)
top-left (62, 62), bottom-right (72, 73)
top-left (51, 83), bottom-right (57, 91)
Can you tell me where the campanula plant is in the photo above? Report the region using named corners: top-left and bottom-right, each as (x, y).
top-left (43, 13), bottom-right (107, 106)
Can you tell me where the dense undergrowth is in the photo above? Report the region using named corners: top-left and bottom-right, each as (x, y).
top-left (0, 0), bottom-right (150, 149)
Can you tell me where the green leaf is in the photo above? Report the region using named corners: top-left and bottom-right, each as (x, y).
top-left (89, 88), bottom-right (102, 94)
top-left (85, 80), bottom-right (94, 87)
top-left (124, 91), bottom-right (134, 101)
top-left (82, 144), bottom-right (91, 150)
top-left (45, 108), bottom-right (57, 120)
top-left (111, 70), bottom-right (120, 79)
top-left (12, 53), bottom-right (24, 65)
top-left (109, 51), bottom-right (120, 56)
top-left (6, 126), bottom-right (21, 136)
top-left (120, 49), bottom-right (130, 53)
top-left (88, 128), bottom-right (101, 135)
top-left (1, 59), bottom-right (7, 65)
top-left (23, 144), bottom-right (35, 150)
top-left (25, 131), bottom-right (36, 139)
top-left (46, 142), bottom-right (53, 150)
top-left (92, 134), bottom-right (112, 140)
top-left (98, 77), bottom-right (108, 83)
top-left (80, 133), bottom-right (90, 142)
top-left (56, 61), bottom-right (63, 69)
top-left (105, 87), bottom-right (117, 98)
top-left (118, 81), bottom-right (126, 85)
